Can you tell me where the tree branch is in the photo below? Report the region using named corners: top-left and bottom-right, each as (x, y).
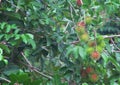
top-left (71, 34), bottom-right (120, 44)
top-left (21, 52), bottom-right (53, 80)
top-left (0, 77), bottom-right (11, 83)
top-left (93, 29), bottom-right (97, 51)
top-left (103, 35), bottom-right (120, 38)
top-left (110, 38), bottom-right (120, 51)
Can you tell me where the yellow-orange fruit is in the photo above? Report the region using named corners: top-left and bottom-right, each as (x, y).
top-left (75, 21), bottom-right (85, 35)
top-left (88, 41), bottom-right (96, 47)
top-left (86, 47), bottom-right (94, 54)
top-left (97, 36), bottom-right (104, 44)
top-left (75, 26), bottom-right (85, 34)
top-left (91, 51), bottom-right (100, 60)
top-left (84, 16), bottom-right (92, 24)
top-left (89, 73), bottom-right (99, 82)
top-left (96, 46), bottom-right (103, 53)
top-left (80, 33), bottom-right (89, 41)
top-left (76, 21), bottom-right (86, 34)
top-left (99, 41), bottom-right (106, 48)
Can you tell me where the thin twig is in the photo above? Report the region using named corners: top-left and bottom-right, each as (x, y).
top-left (15, 0), bottom-right (20, 13)
top-left (0, 77), bottom-right (11, 83)
top-left (93, 29), bottom-right (97, 51)
top-left (113, 50), bottom-right (120, 53)
top-left (103, 35), bottom-right (120, 38)
top-left (69, 3), bottom-right (75, 25)
top-left (17, 60), bottom-right (53, 79)
top-left (71, 34), bottom-right (120, 45)
top-left (33, 69), bottom-right (53, 80)
top-left (6, 0), bottom-right (22, 13)
top-left (68, 1), bottom-right (79, 27)
top-left (70, 41), bottom-right (79, 44)
top-left (21, 52), bottom-right (32, 67)
top-left (6, 0), bottom-right (19, 9)
top-left (110, 38), bottom-right (120, 51)
top-left (65, 22), bottom-right (70, 30)
top-left (21, 52), bottom-right (53, 80)
top-left (68, 1), bottom-right (77, 15)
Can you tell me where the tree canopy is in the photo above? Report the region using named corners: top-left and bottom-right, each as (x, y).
top-left (0, 0), bottom-right (120, 85)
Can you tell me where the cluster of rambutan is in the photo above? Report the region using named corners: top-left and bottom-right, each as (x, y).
top-left (76, 21), bottom-right (104, 61)
top-left (75, 21), bottom-right (89, 42)
top-left (80, 66), bottom-right (99, 82)
top-left (75, 0), bottom-right (105, 83)
top-left (87, 36), bottom-right (105, 61)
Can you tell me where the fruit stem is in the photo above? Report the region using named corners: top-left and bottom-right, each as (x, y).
top-left (93, 29), bottom-right (97, 51)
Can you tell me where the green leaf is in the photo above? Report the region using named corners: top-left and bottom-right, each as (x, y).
top-left (28, 79), bottom-right (42, 85)
top-left (79, 47), bottom-right (86, 59)
top-left (109, 57), bottom-right (120, 71)
top-left (0, 22), bottom-right (6, 30)
top-left (101, 53), bottom-right (109, 66)
top-left (3, 64), bottom-right (19, 76)
top-left (6, 12), bottom-right (21, 20)
top-left (6, 24), bottom-right (11, 33)
top-left (15, 34), bottom-right (21, 40)
top-left (0, 44), bottom-right (10, 54)
top-left (82, 83), bottom-right (88, 85)
top-left (28, 39), bottom-right (36, 49)
top-left (52, 74), bottom-right (62, 85)
top-left (4, 34), bottom-right (13, 40)
top-left (0, 34), bottom-right (4, 39)
top-left (73, 46), bottom-right (79, 59)
top-left (26, 33), bottom-right (34, 39)
top-left (21, 34), bottom-right (28, 44)
top-left (0, 54), bottom-right (3, 61)
top-left (0, 48), bottom-right (3, 55)
top-left (9, 72), bottom-right (30, 83)
top-left (46, 36), bottom-right (52, 46)
top-left (11, 24), bottom-right (17, 28)
top-left (3, 59), bottom-right (8, 65)
top-left (66, 45), bottom-right (74, 57)
top-left (14, 29), bottom-right (20, 34)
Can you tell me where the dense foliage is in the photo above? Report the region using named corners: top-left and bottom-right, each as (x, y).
top-left (0, 0), bottom-right (120, 85)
